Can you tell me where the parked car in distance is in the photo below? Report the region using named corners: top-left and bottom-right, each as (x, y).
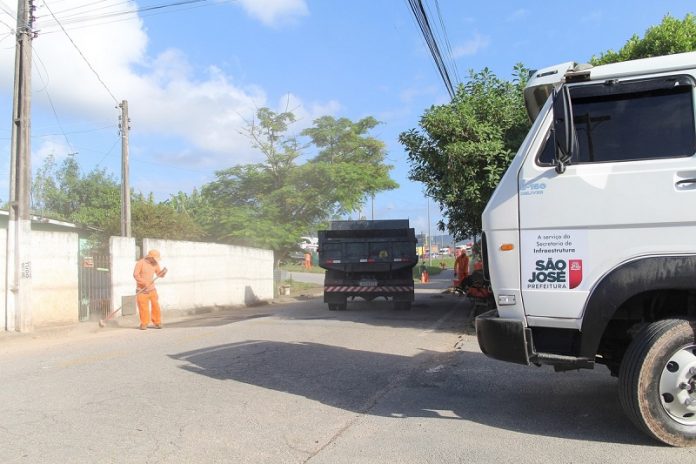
top-left (299, 236), bottom-right (318, 252)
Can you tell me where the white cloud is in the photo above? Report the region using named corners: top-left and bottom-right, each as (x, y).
top-left (453, 32), bottom-right (490, 58)
top-left (505, 9), bottom-right (529, 22)
top-left (237, 0), bottom-right (308, 27)
top-left (33, 137), bottom-right (74, 168)
top-left (0, 1), bottom-right (334, 173)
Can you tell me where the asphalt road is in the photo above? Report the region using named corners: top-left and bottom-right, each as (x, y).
top-left (1, 272), bottom-right (695, 463)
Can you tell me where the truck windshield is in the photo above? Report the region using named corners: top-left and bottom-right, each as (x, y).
top-left (538, 75), bottom-right (696, 165)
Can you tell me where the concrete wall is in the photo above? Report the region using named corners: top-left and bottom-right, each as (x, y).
top-left (0, 228), bottom-right (5, 329)
top-left (110, 237), bottom-right (137, 316)
top-left (31, 231), bottom-right (79, 326)
top-left (1, 231), bottom-right (274, 331)
top-left (142, 239), bottom-right (274, 311)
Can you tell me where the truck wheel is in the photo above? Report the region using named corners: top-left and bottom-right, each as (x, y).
top-left (618, 319), bottom-right (696, 447)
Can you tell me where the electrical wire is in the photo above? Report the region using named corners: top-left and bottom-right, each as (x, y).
top-left (432, 0), bottom-right (459, 85)
top-left (0, 0), bottom-right (15, 18)
top-left (40, 0), bottom-right (120, 105)
top-left (36, 0), bottom-right (209, 31)
top-left (405, 0), bottom-right (456, 99)
top-left (31, 44), bottom-right (77, 154)
top-left (94, 136), bottom-right (120, 166)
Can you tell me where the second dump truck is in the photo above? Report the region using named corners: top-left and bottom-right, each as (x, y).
top-left (318, 220), bottom-right (418, 311)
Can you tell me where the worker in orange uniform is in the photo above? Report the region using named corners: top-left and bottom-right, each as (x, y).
top-left (453, 250), bottom-right (470, 287)
top-left (133, 249), bottom-right (168, 330)
top-left (304, 252), bottom-right (312, 270)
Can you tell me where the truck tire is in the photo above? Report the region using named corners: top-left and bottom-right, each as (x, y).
top-left (618, 318), bottom-right (696, 447)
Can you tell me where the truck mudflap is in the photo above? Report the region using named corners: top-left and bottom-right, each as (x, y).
top-left (475, 309), bottom-right (533, 365)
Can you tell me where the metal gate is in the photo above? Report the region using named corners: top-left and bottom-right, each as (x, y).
top-left (78, 254), bottom-right (111, 322)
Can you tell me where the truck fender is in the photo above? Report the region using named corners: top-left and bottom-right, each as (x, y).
top-left (579, 255), bottom-right (696, 359)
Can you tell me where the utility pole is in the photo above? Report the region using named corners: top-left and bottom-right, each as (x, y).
top-left (6, 0), bottom-right (35, 331)
top-left (119, 100), bottom-right (131, 237)
top-left (371, 194), bottom-right (374, 220)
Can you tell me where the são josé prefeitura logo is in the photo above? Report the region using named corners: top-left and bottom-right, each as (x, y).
top-left (527, 258), bottom-right (583, 289)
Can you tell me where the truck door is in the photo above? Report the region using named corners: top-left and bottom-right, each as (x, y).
top-left (518, 74), bottom-right (696, 320)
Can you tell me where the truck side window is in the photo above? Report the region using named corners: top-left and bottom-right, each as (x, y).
top-left (572, 85), bottom-right (695, 163)
top-left (537, 76), bottom-right (696, 167)
top-left (537, 133), bottom-right (555, 165)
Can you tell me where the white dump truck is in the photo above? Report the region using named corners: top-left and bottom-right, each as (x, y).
top-left (475, 51), bottom-right (696, 446)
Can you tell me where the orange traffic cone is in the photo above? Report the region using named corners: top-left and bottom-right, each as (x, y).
top-left (421, 270), bottom-right (429, 283)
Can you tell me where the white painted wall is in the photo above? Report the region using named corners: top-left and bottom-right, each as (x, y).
top-left (142, 239), bottom-right (274, 312)
top-left (32, 231), bottom-right (79, 326)
top-left (109, 237), bottom-right (137, 316)
top-left (1, 230), bottom-right (274, 330)
top-left (0, 228), bottom-right (6, 329)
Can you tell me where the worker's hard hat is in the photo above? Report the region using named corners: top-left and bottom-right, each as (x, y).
top-left (146, 249), bottom-right (161, 261)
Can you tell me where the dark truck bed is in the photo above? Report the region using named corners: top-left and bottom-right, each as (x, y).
top-left (318, 220), bottom-right (418, 311)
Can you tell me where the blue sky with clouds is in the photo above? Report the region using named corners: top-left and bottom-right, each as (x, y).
top-left (0, 0), bottom-right (694, 236)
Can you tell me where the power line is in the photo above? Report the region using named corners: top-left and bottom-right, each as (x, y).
top-left (32, 45), bottom-right (76, 154)
top-left (40, 0), bottom-right (119, 105)
top-left (0, 0), bottom-right (15, 17)
top-left (431, 0), bottom-right (459, 85)
top-left (36, 0), bottom-right (209, 31)
top-left (405, 0), bottom-right (456, 99)
top-left (36, 2), bottom-right (212, 35)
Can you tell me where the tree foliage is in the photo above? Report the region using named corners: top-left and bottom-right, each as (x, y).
top-left (199, 109), bottom-right (398, 263)
top-left (591, 14), bottom-right (696, 65)
top-left (31, 155), bottom-right (204, 243)
top-left (400, 65), bottom-right (529, 239)
top-left (32, 154), bottom-right (121, 230)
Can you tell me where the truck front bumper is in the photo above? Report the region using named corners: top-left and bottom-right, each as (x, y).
top-left (475, 309), bottom-right (533, 365)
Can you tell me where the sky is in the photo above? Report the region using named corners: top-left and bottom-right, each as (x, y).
top-left (0, 0), bottom-right (694, 237)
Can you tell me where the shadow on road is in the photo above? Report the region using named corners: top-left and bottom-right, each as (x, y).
top-left (163, 291), bottom-right (474, 334)
top-left (169, 340), bottom-right (651, 446)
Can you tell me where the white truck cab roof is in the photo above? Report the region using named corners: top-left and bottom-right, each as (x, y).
top-left (524, 51), bottom-right (696, 121)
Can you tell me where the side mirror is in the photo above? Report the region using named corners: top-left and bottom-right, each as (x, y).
top-left (552, 85), bottom-right (577, 174)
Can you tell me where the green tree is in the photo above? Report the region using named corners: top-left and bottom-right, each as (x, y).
top-left (591, 14), bottom-right (696, 65)
top-left (400, 65), bottom-right (529, 239)
top-left (201, 109), bottom-right (398, 265)
top-left (32, 155), bottom-right (204, 243)
top-left (302, 115), bottom-right (398, 205)
top-left (102, 193), bottom-right (205, 241)
top-left (32, 154), bottom-right (121, 230)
